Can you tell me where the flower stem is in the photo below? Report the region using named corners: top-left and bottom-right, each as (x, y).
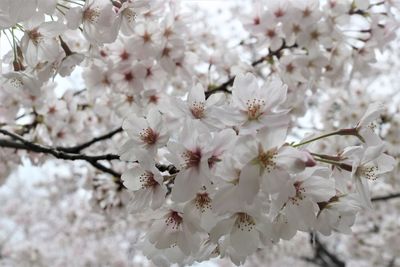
top-left (293, 128), bottom-right (362, 147)
top-left (315, 158), bottom-right (342, 166)
top-left (314, 158), bottom-right (353, 171)
top-left (310, 152), bottom-right (342, 161)
top-left (293, 130), bottom-right (343, 147)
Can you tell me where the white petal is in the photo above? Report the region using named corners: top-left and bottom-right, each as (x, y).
top-left (188, 83), bottom-right (206, 103)
top-left (354, 176), bottom-right (372, 209)
top-left (65, 7), bottom-right (83, 30)
top-left (209, 217), bottom-right (235, 242)
top-left (119, 139), bottom-right (138, 161)
top-left (171, 169), bottom-right (202, 203)
top-left (263, 78), bottom-right (287, 108)
top-left (358, 102), bottom-right (384, 127)
top-left (238, 163), bottom-right (261, 204)
top-left (121, 166), bottom-right (146, 191)
top-left (230, 224), bottom-right (260, 256)
top-left (361, 144), bottom-right (385, 164)
top-left (122, 115), bottom-right (148, 137)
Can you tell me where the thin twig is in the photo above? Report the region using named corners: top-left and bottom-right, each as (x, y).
top-left (73, 88), bottom-right (87, 96)
top-left (56, 127), bottom-right (123, 153)
top-left (304, 234), bottom-right (345, 267)
top-left (204, 41), bottom-right (297, 99)
top-left (372, 193), bottom-right (400, 202)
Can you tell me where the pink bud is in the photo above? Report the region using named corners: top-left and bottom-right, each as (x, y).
top-left (304, 151), bottom-right (317, 167)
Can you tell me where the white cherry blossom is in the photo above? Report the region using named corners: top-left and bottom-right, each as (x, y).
top-left (229, 73), bottom-right (289, 134)
top-left (120, 108), bottom-right (168, 161)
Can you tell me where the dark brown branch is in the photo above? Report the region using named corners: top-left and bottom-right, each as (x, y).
top-left (155, 163), bottom-right (179, 174)
top-left (1, 128), bottom-right (182, 184)
top-left (73, 88), bottom-right (87, 96)
top-left (205, 78), bottom-right (235, 99)
top-left (205, 40), bottom-right (296, 99)
top-left (88, 160), bottom-right (121, 178)
top-left (304, 234), bottom-right (345, 267)
top-left (15, 111), bottom-right (35, 121)
top-left (0, 129), bottom-right (119, 161)
top-left (56, 127), bottom-right (123, 153)
top-left (372, 193), bottom-right (400, 202)
top-left (0, 129), bottom-right (121, 178)
top-left (0, 138), bottom-right (120, 178)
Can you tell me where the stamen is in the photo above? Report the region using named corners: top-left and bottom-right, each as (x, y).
top-left (235, 213), bottom-right (256, 232)
top-left (139, 128), bottom-right (158, 145)
top-left (83, 7), bottom-right (100, 23)
top-left (356, 165), bottom-right (378, 180)
top-left (182, 148), bottom-right (202, 169)
top-left (258, 146), bottom-right (277, 172)
top-left (246, 99), bottom-right (265, 120)
top-left (27, 28), bottom-right (43, 45)
top-left (124, 9), bottom-right (137, 23)
top-left (190, 101), bottom-right (205, 119)
top-left (10, 78), bottom-right (23, 89)
top-left (194, 193), bottom-right (211, 213)
top-left (289, 181), bottom-right (306, 205)
top-left (139, 171), bottom-right (158, 189)
top-left (165, 211), bottom-right (183, 230)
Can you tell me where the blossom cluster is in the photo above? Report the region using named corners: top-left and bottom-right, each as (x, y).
top-left (0, 0), bottom-right (399, 266)
top-left (119, 71), bottom-right (396, 265)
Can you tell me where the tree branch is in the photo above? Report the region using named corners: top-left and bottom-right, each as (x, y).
top-left (372, 193), bottom-right (400, 202)
top-left (205, 40), bottom-right (297, 99)
top-left (304, 234), bottom-right (345, 267)
top-left (56, 126), bottom-right (123, 153)
top-left (0, 129), bottom-right (121, 178)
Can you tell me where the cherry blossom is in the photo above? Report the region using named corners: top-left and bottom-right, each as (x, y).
top-left (20, 20), bottom-right (65, 67)
top-left (120, 108), bottom-right (168, 161)
top-left (65, 0), bottom-right (120, 45)
top-left (0, 0), bottom-right (400, 266)
top-left (342, 145), bottom-right (396, 207)
top-left (229, 73), bottom-right (289, 134)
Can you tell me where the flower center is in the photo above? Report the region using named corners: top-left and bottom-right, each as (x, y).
top-left (139, 128), bottom-right (158, 145)
top-left (289, 181), bottom-right (306, 205)
top-left (10, 78), bottom-right (23, 89)
top-left (194, 193), bottom-right (211, 213)
top-left (126, 95), bottom-right (135, 104)
top-left (124, 71), bottom-right (134, 82)
top-left (286, 63), bottom-right (295, 73)
top-left (123, 8), bottom-right (137, 23)
top-left (266, 29), bottom-right (276, 38)
top-left (253, 17), bottom-right (260, 25)
top-left (148, 95), bottom-right (159, 104)
top-left (274, 9), bottom-right (285, 18)
top-left (235, 213), bottom-right (256, 231)
top-left (303, 8), bottom-right (311, 18)
top-left (246, 99), bottom-right (265, 120)
top-left (139, 171), bottom-right (158, 189)
top-left (165, 211), bottom-right (183, 230)
top-left (182, 148), bottom-right (202, 169)
top-left (28, 28), bottom-right (43, 45)
top-left (120, 50), bottom-right (130, 61)
top-left (356, 165), bottom-right (378, 180)
top-left (190, 101), bottom-right (205, 119)
top-left (48, 106), bottom-right (57, 114)
top-left (83, 7), bottom-right (100, 23)
top-left (142, 31), bottom-right (152, 43)
top-left (292, 24), bottom-right (301, 34)
top-left (257, 147), bottom-right (277, 172)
